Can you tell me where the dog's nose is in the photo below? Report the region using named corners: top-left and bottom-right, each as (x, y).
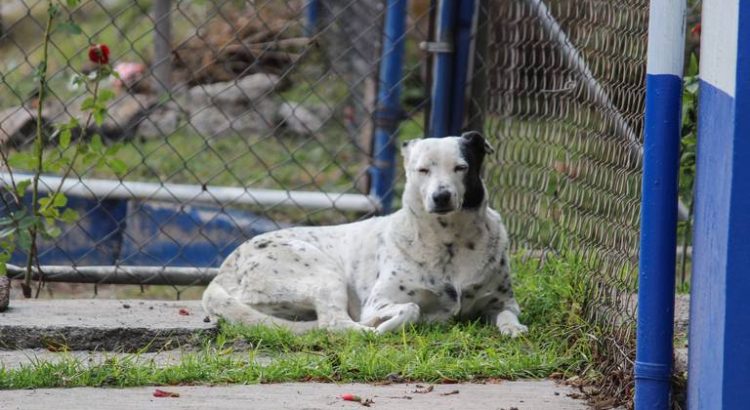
top-left (432, 190), bottom-right (452, 207)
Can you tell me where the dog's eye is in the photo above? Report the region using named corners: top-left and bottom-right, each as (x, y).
top-left (417, 168), bottom-right (430, 175)
top-left (454, 164), bottom-right (469, 172)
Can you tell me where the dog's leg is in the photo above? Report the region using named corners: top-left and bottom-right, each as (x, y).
top-left (202, 281), bottom-right (318, 333)
top-left (313, 276), bottom-right (374, 332)
top-left (493, 298), bottom-right (528, 337)
top-left (361, 303), bottom-right (421, 333)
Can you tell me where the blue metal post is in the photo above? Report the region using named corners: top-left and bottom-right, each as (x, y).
top-left (427, 0), bottom-right (457, 138)
top-left (304, 0), bottom-right (319, 37)
top-left (688, 1), bottom-right (750, 409)
top-left (635, 1), bottom-right (685, 409)
top-left (447, 0), bottom-right (477, 134)
top-left (370, 0), bottom-right (408, 213)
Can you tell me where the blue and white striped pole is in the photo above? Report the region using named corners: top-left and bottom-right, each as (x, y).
top-left (635, 1), bottom-right (685, 409)
top-left (688, 1), bottom-right (750, 409)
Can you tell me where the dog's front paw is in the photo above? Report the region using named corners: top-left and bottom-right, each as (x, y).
top-left (495, 311), bottom-right (528, 337)
top-left (498, 322), bottom-right (528, 337)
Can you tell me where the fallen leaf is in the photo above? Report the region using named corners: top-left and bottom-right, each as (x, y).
top-left (178, 308), bottom-right (190, 316)
top-left (440, 390), bottom-right (460, 396)
top-left (153, 389), bottom-right (180, 398)
top-left (413, 385), bottom-right (434, 394)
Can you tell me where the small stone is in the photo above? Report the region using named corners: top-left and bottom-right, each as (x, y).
top-left (122, 304), bottom-right (131, 309)
top-left (203, 316), bottom-right (211, 323)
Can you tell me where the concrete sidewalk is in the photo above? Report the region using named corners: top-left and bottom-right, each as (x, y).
top-left (0, 299), bottom-right (215, 351)
top-left (1, 381), bottom-right (588, 410)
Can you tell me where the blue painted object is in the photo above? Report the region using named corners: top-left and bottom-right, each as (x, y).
top-left (10, 195), bottom-right (127, 266)
top-left (427, 0), bottom-right (457, 139)
top-left (304, 0), bottom-right (319, 37)
top-left (5, 193), bottom-right (282, 269)
top-left (635, 74), bottom-right (682, 410)
top-left (370, 0), bottom-right (408, 213)
top-left (635, 1), bottom-right (685, 409)
top-left (118, 200), bottom-right (281, 267)
top-left (448, 0), bottom-right (476, 134)
top-left (634, 0), bottom-right (685, 410)
top-left (688, 1), bottom-right (750, 408)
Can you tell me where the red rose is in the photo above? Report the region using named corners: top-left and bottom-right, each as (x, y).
top-left (88, 44), bottom-right (110, 65)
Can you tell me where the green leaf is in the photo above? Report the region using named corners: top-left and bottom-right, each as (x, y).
top-left (60, 208), bottom-right (79, 223)
top-left (66, 0), bottom-right (81, 8)
top-left (91, 134), bottom-right (104, 152)
top-left (107, 158), bottom-right (128, 176)
top-left (17, 229), bottom-right (31, 251)
top-left (105, 143), bottom-right (122, 157)
top-left (98, 89), bottom-right (116, 104)
top-left (81, 97), bottom-right (95, 111)
top-left (45, 225), bottom-right (62, 239)
top-left (94, 108), bottom-right (106, 126)
top-left (57, 22), bottom-right (82, 35)
top-left (60, 127), bottom-right (72, 149)
top-left (52, 193), bottom-right (67, 208)
top-left (7, 152), bottom-right (37, 169)
top-left (17, 216), bottom-right (36, 230)
top-left (82, 152), bottom-right (99, 166)
top-left (15, 180), bottom-right (31, 197)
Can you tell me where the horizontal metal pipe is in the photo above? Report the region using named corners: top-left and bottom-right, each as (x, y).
top-left (0, 172), bottom-right (380, 213)
top-left (6, 264), bottom-right (218, 286)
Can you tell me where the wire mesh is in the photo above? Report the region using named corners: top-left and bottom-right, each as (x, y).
top-left (475, 0), bottom-right (648, 403)
top-left (0, 0), bottom-right (430, 299)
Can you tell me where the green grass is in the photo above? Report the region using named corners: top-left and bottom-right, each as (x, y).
top-left (0, 251), bottom-right (601, 389)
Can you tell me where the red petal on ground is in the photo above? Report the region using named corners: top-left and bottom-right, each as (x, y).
top-left (153, 389), bottom-right (180, 398)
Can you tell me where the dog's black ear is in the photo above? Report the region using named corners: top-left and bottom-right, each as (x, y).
top-left (461, 131), bottom-right (495, 155)
top-left (459, 131), bottom-right (490, 210)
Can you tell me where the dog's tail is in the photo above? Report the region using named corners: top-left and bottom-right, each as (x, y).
top-left (202, 281), bottom-right (318, 334)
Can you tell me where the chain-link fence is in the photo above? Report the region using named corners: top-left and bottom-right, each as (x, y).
top-left (0, 0), bottom-right (430, 298)
top-left (474, 0), bottom-right (649, 402)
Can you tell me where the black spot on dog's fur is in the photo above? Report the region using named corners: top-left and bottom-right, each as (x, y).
top-left (407, 290), bottom-right (416, 296)
top-left (399, 285), bottom-right (406, 291)
top-left (500, 257), bottom-right (506, 266)
top-left (255, 240), bottom-right (271, 249)
top-left (467, 242), bottom-right (475, 250)
top-left (459, 131), bottom-right (490, 210)
top-left (445, 243), bottom-right (455, 258)
top-left (444, 284), bottom-right (458, 301)
top-left (438, 218), bottom-right (448, 228)
top-left (391, 270), bottom-right (397, 276)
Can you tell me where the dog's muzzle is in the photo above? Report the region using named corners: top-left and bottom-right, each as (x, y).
top-left (430, 190), bottom-right (456, 214)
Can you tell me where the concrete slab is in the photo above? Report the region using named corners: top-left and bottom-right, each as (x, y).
top-left (0, 348), bottom-right (274, 370)
top-left (0, 381), bottom-right (588, 410)
top-left (0, 299), bottom-right (216, 352)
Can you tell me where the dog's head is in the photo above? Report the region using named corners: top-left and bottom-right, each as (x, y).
top-left (401, 131), bottom-right (495, 215)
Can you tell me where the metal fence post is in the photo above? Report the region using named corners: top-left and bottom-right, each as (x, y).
top-left (635, 1), bottom-right (685, 409)
top-left (152, 0), bottom-right (172, 94)
top-left (304, 0), bottom-right (319, 37)
top-left (370, 0), bottom-right (408, 213)
top-left (448, 0), bottom-right (477, 134)
top-left (427, 0), bottom-right (456, 139)
top-left (688, 1), bottom-right (750, 409)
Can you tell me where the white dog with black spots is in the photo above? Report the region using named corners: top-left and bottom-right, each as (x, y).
top-left (202, 131), bottom-right (527, 336)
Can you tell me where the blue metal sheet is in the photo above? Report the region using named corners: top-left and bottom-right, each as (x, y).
top-left (118, 200), bottom-right (281, 267)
